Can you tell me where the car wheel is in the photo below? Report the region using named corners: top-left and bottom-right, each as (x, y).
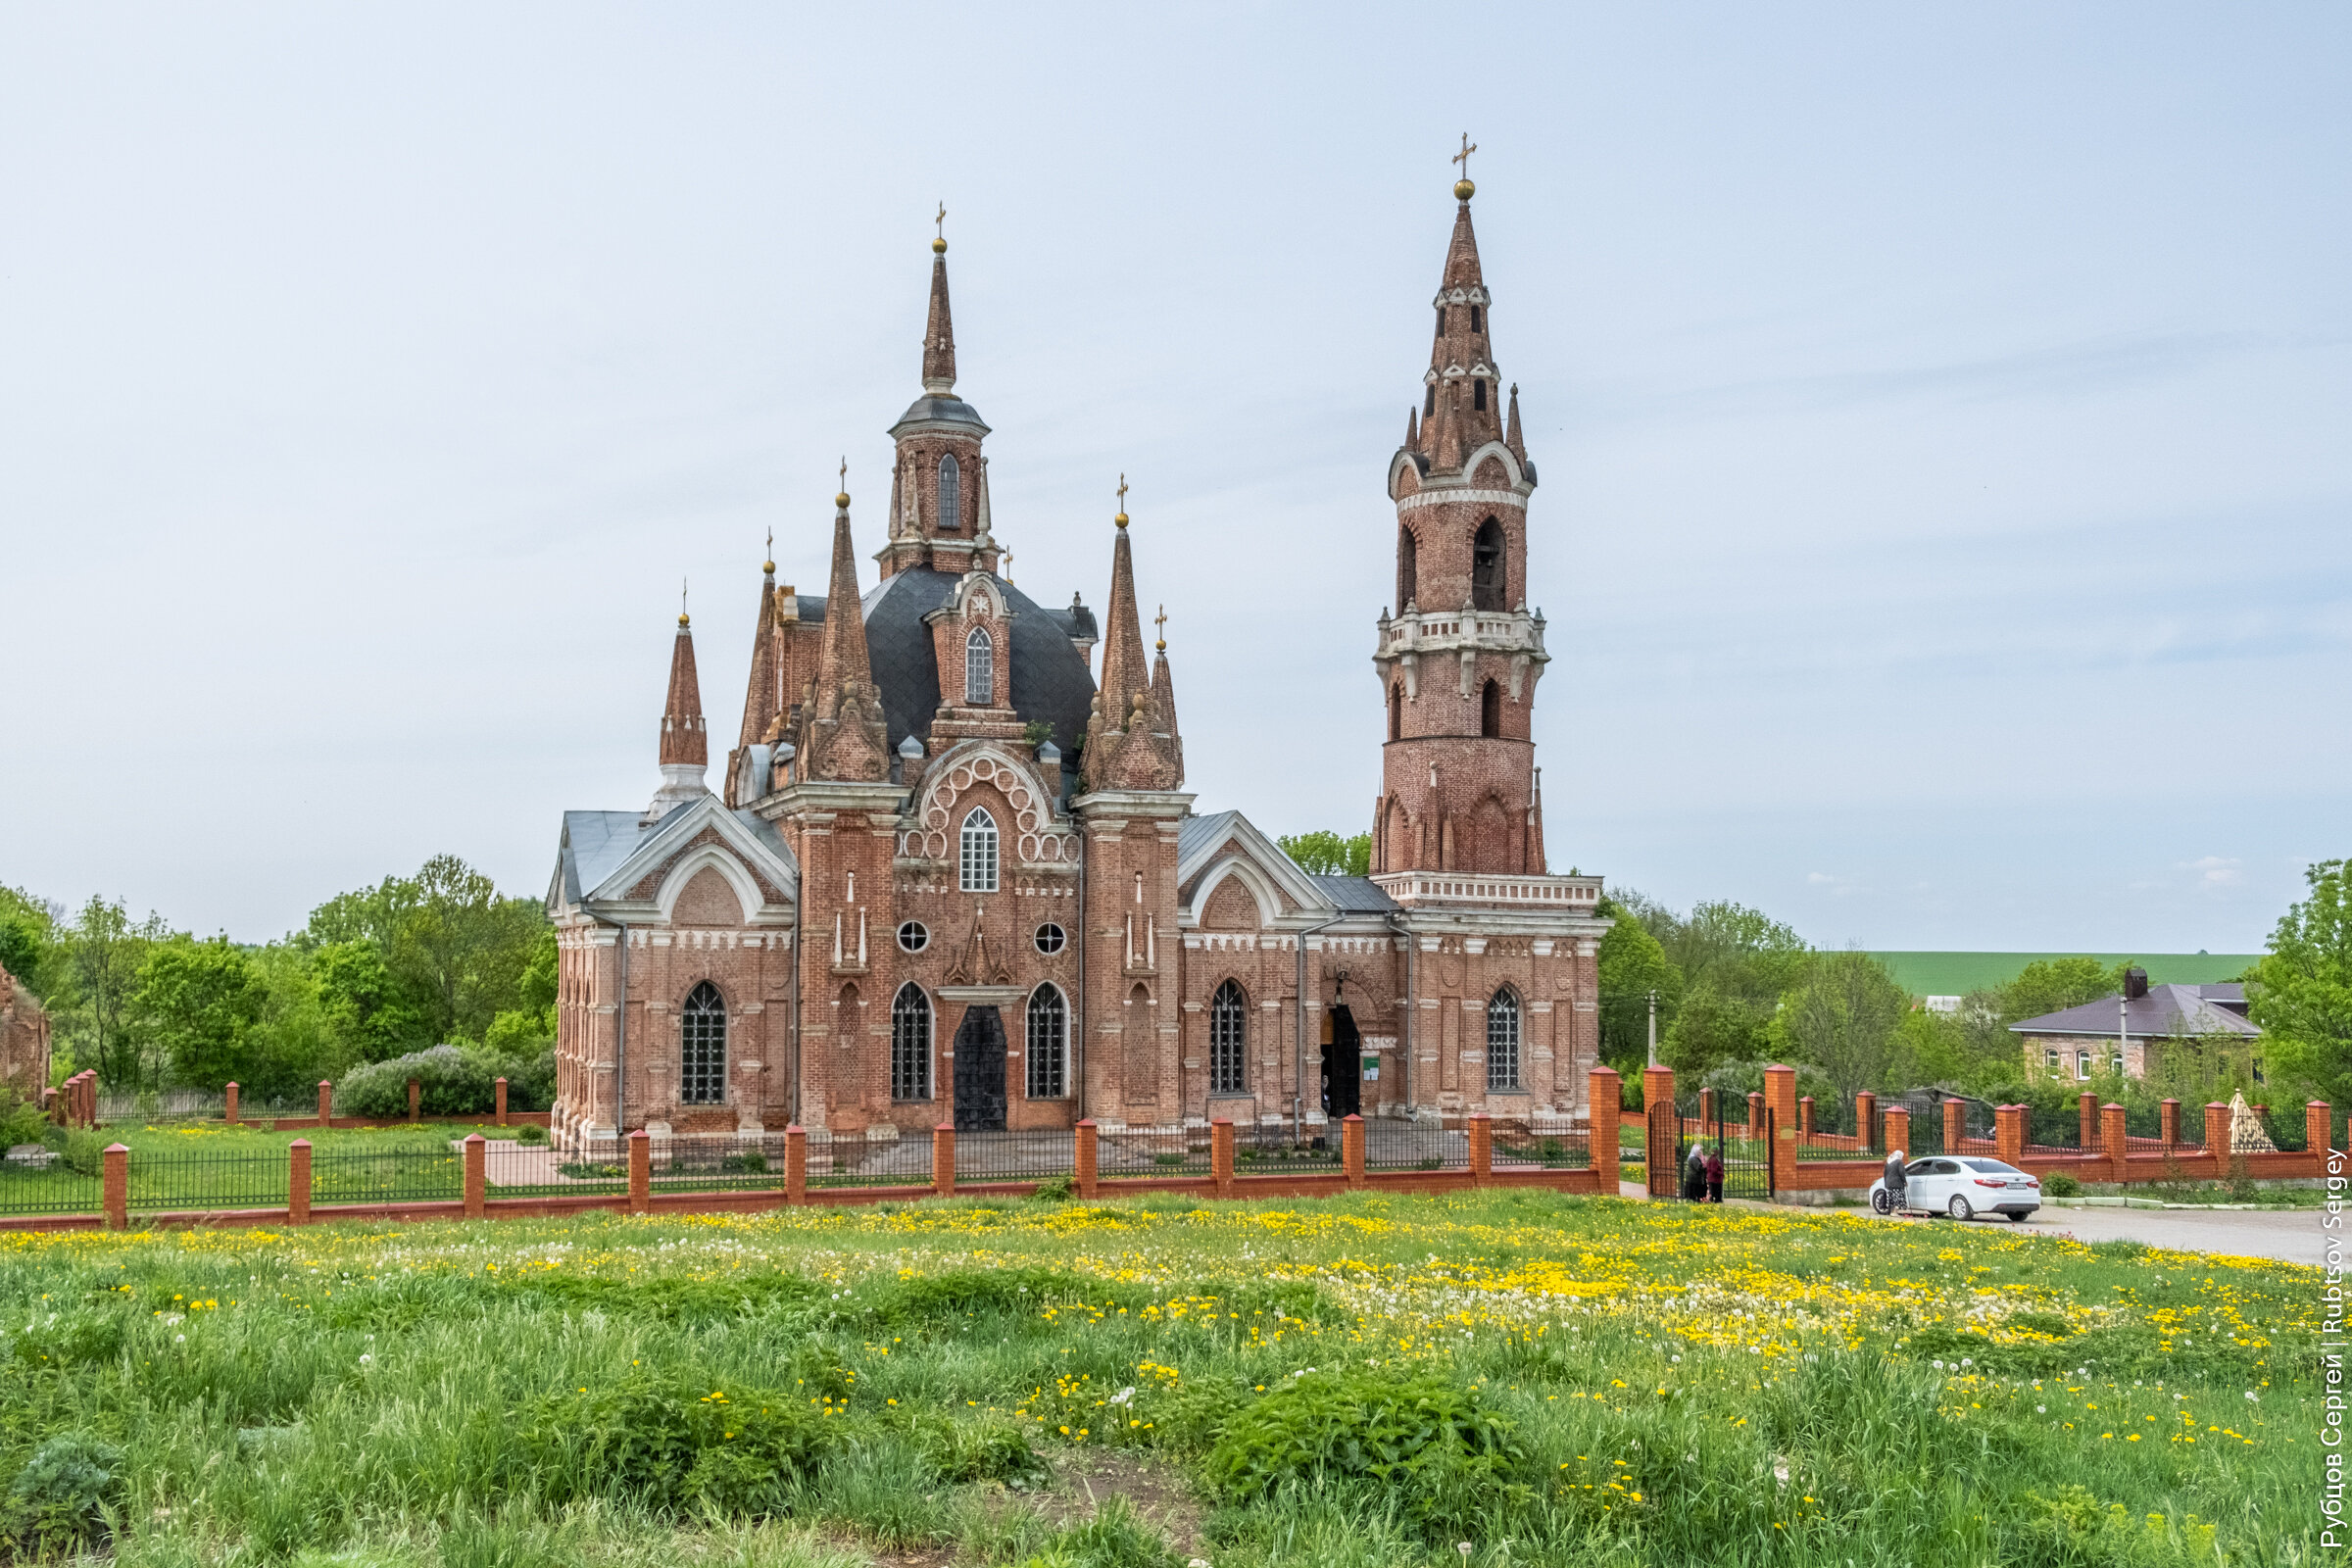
top-left (2006, 1212), bottom-right (2028, 1223)
top-left (1947, 1195), bottom-right (1973, 1222)
top-left (1871, 1188), bottom-right (1894, 1215)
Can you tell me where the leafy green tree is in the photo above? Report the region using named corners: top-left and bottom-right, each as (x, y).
top-left (2248, 858), bottom-right (2352, 1109)
top-left (1773, 951), bottom-right (1910, 1102)
top-left (1595, 894), bottom-right (1680, 1074)
top-left (482, 927), bottom-right (559, 1055)
top-left (313, 940), bottom-right (423, 1061)
top-left (63, 898), bottom-right (170, 1089)
top-left (387, 856), bottom-right (547, 1042)
top-left (1996, 957), bottom-right (2127, 1024)
top-left (1662, 980), bottom-right (1773, 1081)
top-left (0, 886), bottom-right (61, 999)
top-left (1276, 831), bottom-right (1372, 878)
top-left (135, 937), bottom-right (266, 1089)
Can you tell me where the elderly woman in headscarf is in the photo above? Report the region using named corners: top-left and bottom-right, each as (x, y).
top-left (1684, 1141), bottom-right (1707, 1201)
top-left (1880, 1147), bottom-right (1909, 1215)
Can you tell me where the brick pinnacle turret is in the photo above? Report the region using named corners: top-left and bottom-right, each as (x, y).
top-left (645, 601), bottom-right (710, 821)
top-left (799, 486), bottom-right (891, 782)
top-left (921, 232), bottom-right (956, 395)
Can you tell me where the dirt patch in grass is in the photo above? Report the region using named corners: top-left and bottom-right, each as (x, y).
top-left (1039, 1447), bottom-right (1206, 1559)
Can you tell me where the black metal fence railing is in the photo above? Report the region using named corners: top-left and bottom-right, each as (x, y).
top-left (129, 1154), bottom-right (288, 1212)
top-left (1097, 1128), bottom-right (1209, 1178)
top-left (0, 1155), bottom-right (103, 1215)
top-left (956, 1130), bottom-right (1078, 1183)
top-left (313, 1149), bottom-right (466, 1205)
top-left (1793, 1126), bottom-right (1886, 1163)
top-left (1235, 1122), bottom-right (1343, 1172)
top-left (1492, 1126), bottom-right (1592, 1169)
top-left (806, 1133), bottom-right (935, 1189)
top-left (1362, 1119), bottom-right (1466, 1172)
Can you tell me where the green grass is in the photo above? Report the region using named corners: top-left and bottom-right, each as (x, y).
top-left (0, 1191), bottom-right (2316, 1565)
top-left (1870, 952), bottom-right (2262, 997)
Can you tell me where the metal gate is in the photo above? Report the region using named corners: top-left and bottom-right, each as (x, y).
top-left (1672, 1096), bottom-right (1772, 1201)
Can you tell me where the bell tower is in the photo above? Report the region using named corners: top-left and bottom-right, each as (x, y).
top-left (1371, 156), bottom-right (1551, 876)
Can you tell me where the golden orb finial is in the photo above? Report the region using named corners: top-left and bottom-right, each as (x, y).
top-left (1451, 134), bottom-right (1477, 202)
top-left (933, 201), bottom-right (947, 254)
top-left (1454, 177), bottom-right (1475, 201)
top-left (836, 455), bottom-right (850, 510)
top-left (1114, 472), bottom-right (1129, 528)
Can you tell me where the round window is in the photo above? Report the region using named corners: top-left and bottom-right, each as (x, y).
top-left (1034, 922), bottom-right (1066, 956)
top-left (897, 921), bottom-right (929, 954)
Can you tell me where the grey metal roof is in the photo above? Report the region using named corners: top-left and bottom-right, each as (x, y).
top-left (1052, 597), bottom-right (1099, 642)
top-left (2009, 983), bottom-right (2260, 1039)
top-left (562, 810), bottom-right (650, 904)
top-left (1176, 810), bottom-right (1241, 865)
top-left (1311, 875), bottom-right (1398, 912)
top-left (826, 566), bottom-right (1098, 761)
top-left (889, 395), bottom-right (990, 434)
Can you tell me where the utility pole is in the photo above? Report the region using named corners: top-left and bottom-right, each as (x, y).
top-left (1646, 989), bottom-right (1658, 1069)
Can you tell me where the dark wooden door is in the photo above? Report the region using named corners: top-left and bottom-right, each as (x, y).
top-left (1321, 1004), bottom-right (1362, 1118)
top-left (953, 1005), bottom-right (1007, 1131)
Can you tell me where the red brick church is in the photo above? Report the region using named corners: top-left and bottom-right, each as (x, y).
top-left (546, 174), bottom-right (1610, 1159)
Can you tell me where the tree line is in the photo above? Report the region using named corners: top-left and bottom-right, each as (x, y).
top-left (0, 856), bottom-right (554, 1107)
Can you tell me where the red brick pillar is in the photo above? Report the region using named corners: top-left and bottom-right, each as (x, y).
top-left (1343, 1114), bottom-right (1366, 1191)
top-left (1697, 1087), bottom-right (1716, 1126)
top-left (2203, 1102), bottom-right (2230, 1178)
top-left (494, 1077), bottom-right (509, 1128)
top-left (1994, 1104), bottom-right (2026, 1167)
top-left (1211, 1118), bottom-right (1235, 1199)
top-left (2160, 1098), bottom-right (2180, 1151)
top-left (627, 1128), bottom-right (650, 1214)
top-left (2101, 1102), bottom-right (2128, 1180)
top-left (1588, 1066), bottom-right (1621, 1192)
top-left (1075, 1119), bottom-right (1099, 1199)
top-left (932, 1124), bottom-right (956, 1200)
top-left (785, 1125), bottom-right (807, 1204)
top-left (1765, 1064), bottom-right (1799, 1194)
top-left (407, 1079), bottom-right (420, 1122)
top-left (1642, 1065), bottom-right (1676, 1198)
top-left (1798, 1096), bottom-right (1815, 1137)
top-left (463, 1133), bottom-right (486, 1218)
top-left (288, 1139), bottom-right (312, 1224)
top-left (317, 1080), bottom-right (332, 1128)
top-left (224, 1081), bottom-right (240, 1126)
top-left (1884, 1105), bottom-right (1911, 1160)
top-left (1747, 1092), bottom-right (1764, 1141)
top-left (1943, 1097), bottom-right (1964, 1151)
top-left (102, 1143), bottom-right (128, 1229)
top-left (2079, 1092), bottom-right (2097, 1152)
top-left (1468, 1113), bottom-right (1493, 1186)
top-left (1855, 1092), bottom-right (1877, 1153)
top-left (2312, 1102), bottom-right (2334, 1176)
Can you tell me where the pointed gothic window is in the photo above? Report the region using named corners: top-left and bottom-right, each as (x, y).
top-left (1470, 304), bottom-right (1482, 333)
top-left (891, 984), bottom-right (932, 1101)
top-left (1396, 524), bottom-right (1417, 610)
top-left (1209, 980), bottom-right (1248, 1096)
top-left (1436, 304), bottom-right (1446, 334)
top-left (1389, 683), bottom-right (1402, 742)
top-left (1473, 378), bottom-right (1488, 412)
top-left (1471, 516), bottom-right (1505, 611)
top-left (964, 627), bottom-right (994, 706)
top-left (937, 454), bottom-right (960, 532)
top-left (1480, 679), bottom-right (1500, 739)
top-left (1424, 384), bottom-right (1436, 416)
top-left (1487, 988), bottom-right (1521, 1091)
top-left (680, 981), bottom-right (726, 1104)
top-left (1026, 985), bottom-right (1068, 1099)
top-left (959, 807), bottom-right (999, 893)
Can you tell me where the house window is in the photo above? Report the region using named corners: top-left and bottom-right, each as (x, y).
top-left (959, 807), bottom-right (999, 893)
top-left (1209, 980), bottom-right (1248, 1096)
top-left (2253, 1057), bottom-right (2266, 1085)
top-left (2075, 1050), bottom-right (2090, 1081)
top-left (1487, 988), bottom-right (1521, 1091)
top-left (680, 981), bottom-right (726, 1104)
top-left (2044, 1047), bottom-right (2060, 1077)
top-left (965, 626), bottom-right (994, 706)
top-left (891, 984), bottom-right (932, 1101)
top-left (1471, 517), bottom-right (1505, 611)
top-left (937, 454), bottom-right (960, 531)
top-left (1026, 986), bottom-right (1068, 1099)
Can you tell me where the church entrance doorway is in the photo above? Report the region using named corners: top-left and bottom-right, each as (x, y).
top-left (953, 1005), bottom-right (1007, 1131)
top-left (1320, 1004), bottom-right (1362, 1120)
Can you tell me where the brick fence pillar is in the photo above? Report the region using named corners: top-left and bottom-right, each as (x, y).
top-left (1642, 1064), bottom-right (1676, 1197)
top-left (1798, 1096), bottom-right (1815, 1137)
top-left (1697, 1086), bottom-right (1716, 1126)
top-left (1855, 1091), bottom-right (1877, 1153)
top-left (2160, 1098), bottom-right (2180, 1151)
top-left (1588, 1066), bottom-right (1622, 1193)
top-left (2102, 1102), bottom-right (2128, 1181)
top-left (1211, 1118), bottom-right (1235, 1199)
top-left (2079, 1092), bottom-right (2097, 1152)
top-left (494, 1077), bottom-right (509, 1128)
top-left (103, 1143), bottom-right (128, 1229)
top-left (2312, 1102), bottom-right (2335, 1177)
top-left (932, 1123), bottom-right (956, 1200)
top-left (317, 1080), bottom-right (332, 1128)
top-left (407, 1079), bottom-right (420, 1122)
top-left (627, 1128), bottom-right (650, 1214)
top-left (463, 1133), bottom-right (486, 1218)
top-left (1468, 1113), bottom-right (1493, 1186)
top-left (83, 1073), bottom-right (97, 1128)
top-left (1343, 1113), bottom-right (1365, 1191)
top-left (785, 1124), bottom-right (807, 1204)
top-left (1943, 1097), bottom-right (1964, 1151)
top-left (2203, 1102), bottom-right (2230, 1179)
top-left (288, 1139), bottom-right (312, 1224)
top-left (1765, 1064), bottom-right (1799, 1195)
top-left (1747, 1091), bottom-right (1764, 1142)
top-left (1884, 1105), bottom-right (1911, 1160)
top-left (1075, 1118), bottom-right (1098, 1199)
top-left (224, 1081), bottom-right (240, 1126)
top-left (1994, 1103), bottom-right (2026, 1167)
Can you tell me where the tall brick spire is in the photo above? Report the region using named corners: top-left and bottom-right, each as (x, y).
top-left (1151, 608), bottom-right (1183, 776)
top-left (645, 600), bottom-right (710, 821)
top-left (799, 485), bottom-right (891, 782)
top-left (1079, 482), bottom-right (1181, 793)
top-left (736, 544), bottom-right (779, 752)
top-left (921, 230), bottom-right (956, 394)
top-left (1420, 184), bottom-right (1504, 464)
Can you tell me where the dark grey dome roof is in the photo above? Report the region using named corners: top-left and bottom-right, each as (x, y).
top-left (889, 395), bottom-right (990, 434)
top-left (800, 567), bottom-right (1097, 760)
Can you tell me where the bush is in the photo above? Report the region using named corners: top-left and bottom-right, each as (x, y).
top-left (1205, 1371), bottom-right (1526, 1529)
top-left (516, 1123), bottom-right (549, 1146)
top-left (6, 1434), bottom-right (122, 1553)
top-left (2041, 1171), bottom-right (2081, 1197)
top-left (336, 1043), bottom-right (554, 1117)
top-left (505, 1368), bottom-right (839, 1516)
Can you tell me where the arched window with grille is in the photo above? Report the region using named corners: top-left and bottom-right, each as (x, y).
top-left (680, 981), bottom-right (726, 1104)
top-left (1209, 980), bottom-right (1248, 1096)
top-left (937, 453), bottom-right (960, 531)
top-left (891, 984), bottom-right (932, 1101)
top-left (959, 807), bottom-right (999, 893)
top-left (965, 626), bottom-right (994, 706)
top-left (1026, 985), bottom-right (1067, 1100)
top-left (1486, 987), bottom-right (1522, 1092)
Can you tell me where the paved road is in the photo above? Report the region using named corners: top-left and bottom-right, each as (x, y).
top-left (2002, 1204), bottom-right (2327, 1266)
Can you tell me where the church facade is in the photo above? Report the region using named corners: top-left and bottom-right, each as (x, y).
top-left (546, 177), bottom-right (1611, 1158)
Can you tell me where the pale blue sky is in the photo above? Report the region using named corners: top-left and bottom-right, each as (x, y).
top-left (2, 4), bottom-right (2344, 951)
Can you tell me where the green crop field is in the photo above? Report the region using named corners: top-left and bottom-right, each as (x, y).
top-left (1870, 952), bottom-right (2263, 998)
top-left (0, 1193), bottom-right (2315, 1566)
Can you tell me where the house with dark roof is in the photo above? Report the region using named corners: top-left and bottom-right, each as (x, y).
top-left (2010, 967), bottom-right (2262, 1087)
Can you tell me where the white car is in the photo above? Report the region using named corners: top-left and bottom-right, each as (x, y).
top-left (1868, 1156), bottom-right (2041, 1222)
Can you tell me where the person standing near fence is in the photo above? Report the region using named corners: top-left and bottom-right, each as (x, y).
top-left (1684, 1143), bottom-right (1706, 1200)
top-left (1881, 1148), bottom-right (1909, 1215)
top-left (1703, 1145), bottom-right (1724, 1203)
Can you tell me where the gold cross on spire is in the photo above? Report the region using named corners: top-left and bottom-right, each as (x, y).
top-left (1453, 133), bottom-right (1476, 176)
top-left (1154, 603), bottom-right (1167, 652)
top-left (935, 202), bottom-right (946, 241)
top-left (680, 576), bottom-right (689, 626)
top-left (763, 525), bottom-right (774, 573)
top-left (1114, 473), bottom-right (1130, 528)
top-left (1003, 547), bottom-right (1013, 583)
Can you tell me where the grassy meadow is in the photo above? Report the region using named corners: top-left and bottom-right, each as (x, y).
top-left (0, 1191), bottom-right (2321, 1566)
